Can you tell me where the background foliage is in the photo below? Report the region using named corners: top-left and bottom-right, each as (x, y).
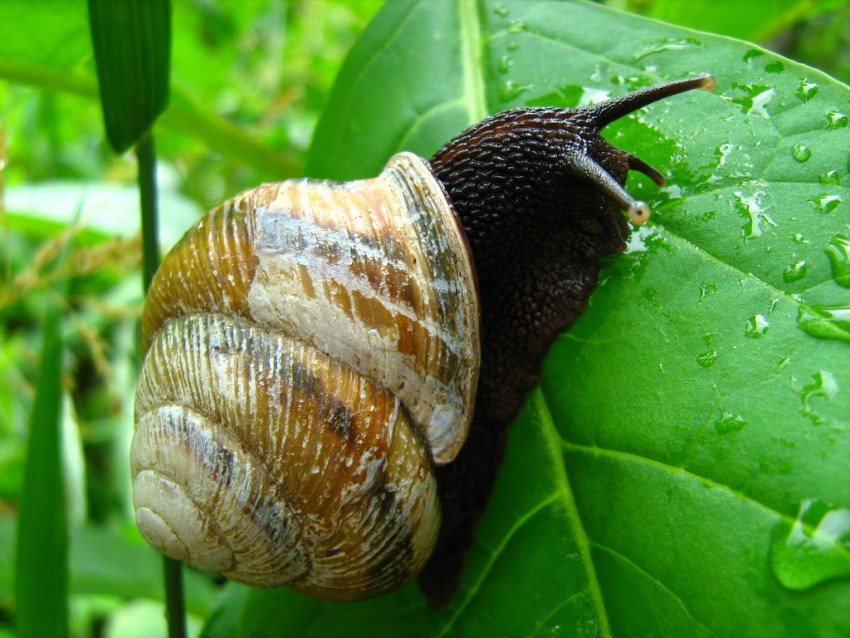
top-left (1, 0), bottom-right (849, 636)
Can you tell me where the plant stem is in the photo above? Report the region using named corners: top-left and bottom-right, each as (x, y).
top-left (163, 556), bottom-right (187, 638)
top-left (137, 133), bottom-right (186, 638)
top-left (137, 134), bottom-right (160, 293)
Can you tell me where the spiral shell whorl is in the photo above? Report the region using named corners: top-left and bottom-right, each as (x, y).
top-left (133, 312), bottom-right (440, 597)
top-left (132, 153), bottom-right (477, 598)
top-left (140, 153), bottom-right (479, 464)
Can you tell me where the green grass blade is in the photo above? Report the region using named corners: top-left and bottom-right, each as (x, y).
top-left (136, 133), bottom-right (186, 638)
top-left (87, 0), bottom-right (171, 152)
top-left (14, 304), bottom-right (67, 637)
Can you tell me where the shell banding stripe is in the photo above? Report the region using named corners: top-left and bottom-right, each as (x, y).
top-left (140, 152), bottom-right (480, 465)
top-left (133, 312), bottom-right (440, 597)
top-left (133, 152), bottom-right (478, 597)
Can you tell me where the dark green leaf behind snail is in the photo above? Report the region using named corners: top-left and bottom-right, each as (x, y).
top-left (131, 75), bottom-right (715, 602)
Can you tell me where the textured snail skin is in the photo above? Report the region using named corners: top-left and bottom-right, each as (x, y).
top-left (420, 75), bottom-right (715, 602)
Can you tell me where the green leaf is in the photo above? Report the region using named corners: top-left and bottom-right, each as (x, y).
top-left (14, 287), bottom-right (68, 637)
top-left (208, 0), bottom-right (850, 635)
top-left (70, 524), bottom-right (218, 618)
top-left (2, 518), bottom-right (220, 620)
top-left (89, 0), bottom-right (171, 153)
top-left (87, 0), bottom-right (171, 153)
top-left (0, 0), bottom-right (297, 179)
top-left (626, 0), bottom-right (845, 42)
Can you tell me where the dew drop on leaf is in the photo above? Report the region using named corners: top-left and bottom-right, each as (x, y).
top-left (508, 19), bottom-right (527, 33)
top-left (714, 411), bottom-right (747, 434)
top-left (791, 144), bottom-right (811, 162)
top-left (745, 314), bottom-right (770, 338)
top-left (794, 78), bottom-right (819, 101)
top-left (797, 305), bottom-right (850, 343)
top-left (731, 83), bottom-right (775, 118)
top-left (819, 170), bottom-right (840, 185)
top-left (699, 282), bottom-right (718, 301)
top-left (696, 350), bottom-right (718, 368)
top-left (825, 233), bottom-right (850, 288)
top-left (770, 500), bottom-right (850, 591)
top-left (632, 37), bottom-right (700, 61)
top-left (800, 370), bottom-right (839, 425)
top-left (783, 260), bottom-right (808, 283)
top-left (493, 4), bottom-right (509, 17)
top-left (499, 80), bottom-right (532, 103)
top-left (499, 55), bottom-right (513, 74)
top-left (733, 190), bottom-right (775, 238)
top-left (826, 111), bottom-right (848, 129)
top-left (810, 194), bottom-right (842, 214)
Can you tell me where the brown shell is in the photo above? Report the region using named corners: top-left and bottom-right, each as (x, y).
top-left (132, 153), bottom-right (480, 599)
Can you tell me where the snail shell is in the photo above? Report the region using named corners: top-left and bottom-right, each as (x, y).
top-left (132, 153), bottom-right (480, 599)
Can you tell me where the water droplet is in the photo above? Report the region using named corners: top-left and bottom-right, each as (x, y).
top-left (498, 55), bottom-right (513, 74)
top-left (696, 350), bottom-right (718, 368)
top-left (791, 144), bottom-right (811, 162)
top-left (632, 37), bottom-right (700, 61)
top-left (801, 370), bottom-right (839, 424)
top-left (714, 412), bottom-right (747, 434)
top-left (493, 4), bottom-right (509, 17)
top-left (794, 79), bottom-right (819, 102)
top-left (733, 190), bottom-right (776, 238)
top-left (792, 232), bottom-right (807, 244)
top-left (506, 41), bottom-right (520, 52)
top-left (499, 80), bottom-right (532, 103)
top-left (810, 194), bottom-right (842, 214)
top-left (776, 356), bottom-right (792, 372)
top-left (825, 233), bottom-right (850, 288)
top-left (712, 143), bottom-right (738, 169)
top-left (819, 170), bottom-right (840, 185)
top-left (745, 314), bottom-right (770, 338)
top-left (770, 499), bottom-right (850, 590)
top-left (731, 83), bottom-right (775, 118)
top-left (798, 304), bottom-right (850, 343)
top-left (791, 144), bottom-right (812, 162)
top-left (743, 49), bottom-right (764, 63)
top-left (783, 260), bottom-right (808, 283)
top-left (826, 110), bottom-right (848, 129)
top-left (508, 19), bottom-right (527, 33)
top-left (765, 61), bottom-right (784, 73)
top-left (699, 282), bottom-right (718, 301)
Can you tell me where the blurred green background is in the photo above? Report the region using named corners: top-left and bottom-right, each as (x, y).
top-left (0, 0), bottom-right (848, 636)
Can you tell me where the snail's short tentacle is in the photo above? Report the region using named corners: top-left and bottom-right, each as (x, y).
top-left (566, 150), bottom-right (653, 225)
top-left (627, 153), bottom-right (666, 186)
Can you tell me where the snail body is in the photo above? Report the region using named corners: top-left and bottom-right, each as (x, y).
top-left (132, 75), bottom-right (714, 601)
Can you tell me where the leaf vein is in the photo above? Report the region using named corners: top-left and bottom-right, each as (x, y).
top-left (435, 491), bottom-right (562, 637)
top-left (591, 542), bottom-right (720, 637)
top-left (535, 389), bottom-right (612, 635)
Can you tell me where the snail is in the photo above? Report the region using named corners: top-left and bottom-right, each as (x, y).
top-left (131, 74), bottom-right (715, 602)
